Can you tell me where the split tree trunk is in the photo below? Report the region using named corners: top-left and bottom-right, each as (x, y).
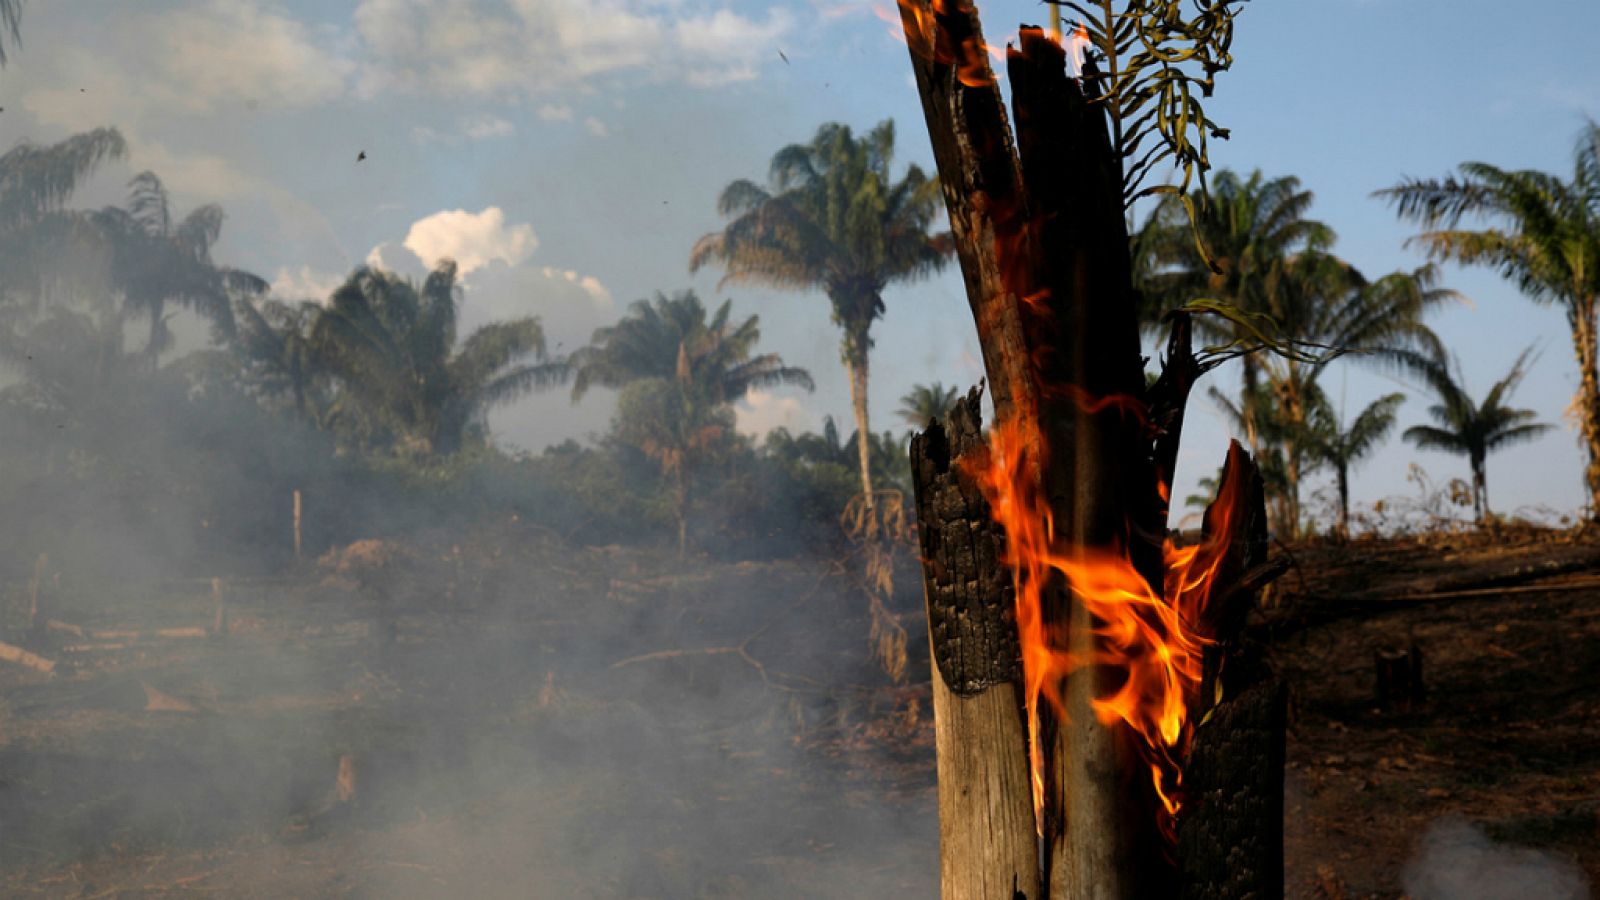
top-left (899, 3), bottom-right (1283, 897)
top-left (899, 5), bottom-right (1165, 894)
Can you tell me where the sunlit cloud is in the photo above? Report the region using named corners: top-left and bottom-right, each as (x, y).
top-left (269, 265), bottom-right (348, 303)
top-left (736, 390), bottom-right (814, 438)
top-left (402, 207), bottom-right (539, 276)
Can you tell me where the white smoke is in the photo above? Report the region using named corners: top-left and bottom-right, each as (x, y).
top-left (1402, 816), bottom-right (1592, 900)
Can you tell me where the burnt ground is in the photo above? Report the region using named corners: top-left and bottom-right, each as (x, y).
top-left (0, 525), bottom-right (1596, 897)
top-left (1264, 529), bottom-right (1600, 898)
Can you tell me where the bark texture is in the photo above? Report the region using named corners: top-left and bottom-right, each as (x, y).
top-left (911, 391), bottom-right (1039, 900)
top-left (846, 346), bottom-right (876, 508)
top-left (1570, 300), bottom-right (1600, 518)
top-left (1176, 680), bottom-right (1286, 900)
top-left (899, 4), bottom-right (1283, 897)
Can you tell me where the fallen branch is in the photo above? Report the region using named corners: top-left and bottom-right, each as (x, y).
top-left (1263, 575), bottom-right (1600, 639)
top-left (46, 619), bottom-right (84, 637)
top-left (88, 627), bottom-right (208, 641)
top-left (0, 639), bottom-right (56, 675)
top-left (1391, 577), bottom-right (1600, 602)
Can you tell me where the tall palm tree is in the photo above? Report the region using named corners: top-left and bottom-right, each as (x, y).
top-left (1304, 389), bottom-right (1405, 536)
top-left (1135, 169), bottom-right (1333, 449)
top-left (896, 381), bottom-right (960, 429)
top-left (1403, 349), bottom-right (1552, 525)
top-left (312, 261), bottom-right (564, 457)
top-left (572, 289), bottom-right (812, 555)
top-left (0, 128), bottom-right (127, 306)
top-left (690, 120), bottom-right (951, 507)
top-left (93, 172), bottom-right (266, 359)
top-left (1378, 123), bottom-right (1600, 519)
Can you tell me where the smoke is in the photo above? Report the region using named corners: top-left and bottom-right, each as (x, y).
top-left (1402, 816), bottom-right (1592, 900)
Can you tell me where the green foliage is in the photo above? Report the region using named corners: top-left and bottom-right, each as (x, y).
top-left (0, 128), bottom-right (127, 306)
top-left (1379, 122), bottom-right (1600, 514)
top-left (1142, 167), bottom-right (1451, 535)
top-left (1052, 0), bottom-right (1245, 211)
top-left (1402, 349), bottom-right (1552, 523)
top-left (311, 262), bottom-right (564, 457)
top-left (571, 289), bottom-right (811, 402)
top-left (896, 381), bottom-right (961, 429)
top-left (690, 120), bottom-right (951, 358)
top-left (576, 289), bottom-right (811, 554)
top-left (1303, 390), bottom-right (1405, 534)
top-left (92, 171), bottom-right (268, 355)
top-left (1377, 123), bottom-right (1600, 311)
top-left (691, 119), bottom-right (953, 500)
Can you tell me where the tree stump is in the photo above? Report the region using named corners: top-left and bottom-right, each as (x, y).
top-left (1374, 644), bottom-right (1426, 712)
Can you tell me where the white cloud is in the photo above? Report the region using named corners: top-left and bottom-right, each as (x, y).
top-left (401, 207), bottom-right (539, 276)
top-left (583, 117), bottom-right (610, 137)
top-left (464, 114), bottom-right (516, 139)
top-left (736, 390), bottom-right (813, 438)
top-left (537, 103), bottom-right (574, 121)
top-left (152, 0), bottom-right (352, 112)
top-left (27, 1), bottom-right (350, 129)
top-left (270, 265), bottom-right (347, 303)
top-left (674, 8), bottom-right (795, 87)
top-left (539, 266), bottom-right (613, 309)
top-left (353, 0), bottom-right (794, 98)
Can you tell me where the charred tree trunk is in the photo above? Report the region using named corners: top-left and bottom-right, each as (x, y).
top-left (911, 393), bottom-right (1039, 900)
top-left (900, 2), bottom-right (1284, 897)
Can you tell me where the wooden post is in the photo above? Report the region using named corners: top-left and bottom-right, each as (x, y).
top-left (26, 553), bottom-right (48, 636)
top-left (293, 489), bottom-right (303, 562)
top-left (211, 577), bottom-right (227, 638)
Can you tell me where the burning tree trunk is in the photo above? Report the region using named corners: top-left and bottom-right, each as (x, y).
top-left (898, 2), bottom-right (1283, 896)
top-left (911, 393), bottom-right (1039, 900)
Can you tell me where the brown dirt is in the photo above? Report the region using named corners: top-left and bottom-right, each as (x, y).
top-left (1266, 528), bottom-right (1600, 898)
top-left (1, 526), bottom-right (1595, 897)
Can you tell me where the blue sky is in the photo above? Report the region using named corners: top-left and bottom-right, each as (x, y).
top-left (3, 0), bottom-right (1597, 526)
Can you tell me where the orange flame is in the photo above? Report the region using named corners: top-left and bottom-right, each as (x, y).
top-left (882, 0), bottom-right (1006, 87)
top-left (966, 414), bottom-right (1246, 840)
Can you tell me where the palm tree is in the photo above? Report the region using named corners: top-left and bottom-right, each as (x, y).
top-left (234, 296), bottom-right (326, 424)
top-left (690, 120), bottom-right (951, 508)
top-left (1303, 389), bottom-right (1405, 536)
top-left (896, 381), bottom-right (960, 429)
top-left (571, 290), bottom-right (812, 403)
top-left (572, 289), bottom-right (812, 555)
top-left (1254, 257), bottom-right (1455, 533)
top-left (0, 128), bottom-right (127, 305)
top-left (311, 261), bottom-right (564, 457)
top-left (0, 303), bottom-right (140, 425)
top-left (1403, 349), bottom-right (1552, 525)
top-left (1378, 123), bottom-right (1600, 519)
top-left (93, 172), bottom-right (266, 359)
top-left (1135, 169), bottom-right (1333, 449)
